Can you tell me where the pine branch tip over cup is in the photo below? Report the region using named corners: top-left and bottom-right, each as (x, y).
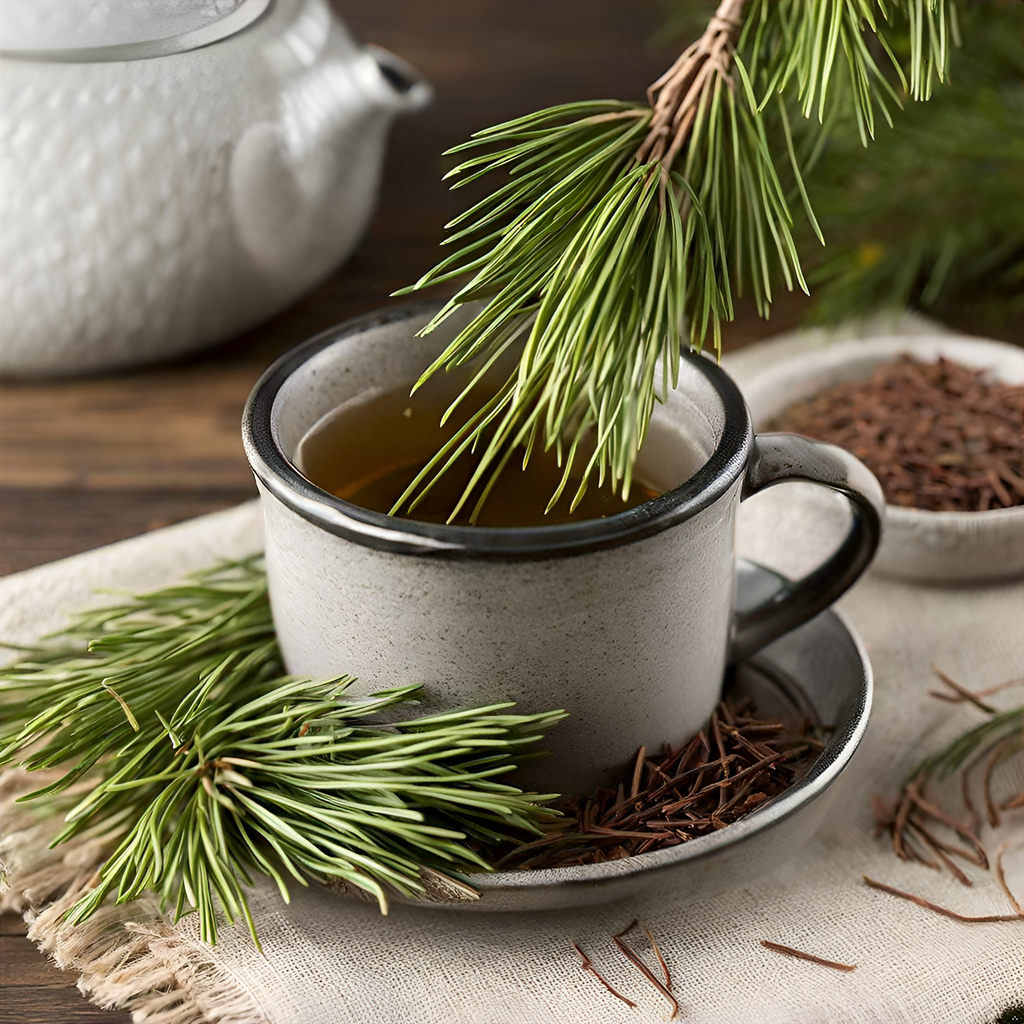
top-left (395, 0), bottom-right (957, 521)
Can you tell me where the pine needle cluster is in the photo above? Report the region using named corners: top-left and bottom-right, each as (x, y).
top-left (0, 560), bottom-right (564, 945)
top-left (394, 0), bottom-right (957, 521)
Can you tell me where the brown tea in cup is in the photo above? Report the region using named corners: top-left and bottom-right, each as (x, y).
top-left (295, 370), bottom-right (679, 528)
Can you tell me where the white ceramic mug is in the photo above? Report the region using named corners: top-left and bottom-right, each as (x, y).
top-left (243, 305), bottom-right (884, 796)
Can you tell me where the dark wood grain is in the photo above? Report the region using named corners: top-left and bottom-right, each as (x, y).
top-left (0, 3), bottom-right (813, 1019)
top-left (1, 914), bottom-right (131, 1024)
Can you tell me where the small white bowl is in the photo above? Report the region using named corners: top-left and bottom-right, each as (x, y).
top-left (725, 333), bottom-right (1024, 584)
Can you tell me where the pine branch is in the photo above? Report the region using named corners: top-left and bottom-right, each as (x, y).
top-left (394, 0), bottom-right (956, 522)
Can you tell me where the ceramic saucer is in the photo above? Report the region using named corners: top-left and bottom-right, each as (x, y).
top-left (407, 560), bottom-right (872, 912)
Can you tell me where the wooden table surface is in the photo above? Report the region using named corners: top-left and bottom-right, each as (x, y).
top-left (0, 3), bottom-right (827, 1021)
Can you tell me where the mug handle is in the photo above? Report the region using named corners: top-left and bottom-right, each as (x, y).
top-left (730, 432), bottom-right (885, 664)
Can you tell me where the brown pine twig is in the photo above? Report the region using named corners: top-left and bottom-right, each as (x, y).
top-left (716, 772), bottom-right (768, 818)
top-left (612, 921), bottom-right (680, 1019)
top-left (645, 753), bottom-right (738, 804)
top-left (907, 820), bottom-right (972, 885)
top-left (711, 712), bottom-right (732, 811)
top-left (644, 927), bottom-right (673, 990)
top-left (961, 770), bottom-right (982, 840)
top-left (929, 665), bottom-right (998, 713)
top-left (572, 942), bottom-right (637, 1009)
top-left (630, 746), bottom-right (647, 801)
top-left (638, 0), bottom-right (748, 167)
top-left (993, 839), bottom-right (1023, 916)
top-left (983, 736), bottom-right (1019, 828)
top-left (691, 749), bottom-right (789, 798)
top-left (905, 779), bottom-right (988, 868)
top-left (862, 876), bottom-right (1024, 923)
top-left (900, 827), bottom-right (942, 871)
top-left (760, 940), bottom-right (856, 973)
top-left (892, 790), bottom-right (914, 861)
top-left (587, 826), bottom-right (674, 841)
top-left (1003, 790), bottom-right (1024, 810)
top-left (972, 676), bottom-right (1023, 697)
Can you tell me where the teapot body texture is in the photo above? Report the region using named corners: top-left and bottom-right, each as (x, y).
top-left (0, 0), bottom-right (429, 375)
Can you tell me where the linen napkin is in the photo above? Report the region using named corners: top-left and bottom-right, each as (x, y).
top-left (2, 495), bottom-right (1022, 1024)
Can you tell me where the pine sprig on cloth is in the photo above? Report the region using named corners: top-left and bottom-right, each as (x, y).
top-left (874, 668), bottom-right (1023, 884)
top-left (0, 559), bottom-right (565, 946)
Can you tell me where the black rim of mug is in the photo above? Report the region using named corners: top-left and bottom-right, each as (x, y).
top-left (242, 302), bottom-right (753, 560)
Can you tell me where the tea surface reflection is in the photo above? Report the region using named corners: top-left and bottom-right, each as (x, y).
top-left (295, 378), bottom-right (692, 527)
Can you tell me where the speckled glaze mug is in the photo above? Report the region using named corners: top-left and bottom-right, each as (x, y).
top-left (243, 304), bottom-right (884, 796)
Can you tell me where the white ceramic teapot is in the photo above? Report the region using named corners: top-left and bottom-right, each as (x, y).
top-left (0, 0), bottom-right (430, 376)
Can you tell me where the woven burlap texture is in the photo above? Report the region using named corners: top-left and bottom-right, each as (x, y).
top-left (2, 496), bottom-right (1021, 1024)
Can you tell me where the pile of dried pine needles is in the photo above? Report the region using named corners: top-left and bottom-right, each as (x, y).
top-left (494, 694), bottom-right (826, 870)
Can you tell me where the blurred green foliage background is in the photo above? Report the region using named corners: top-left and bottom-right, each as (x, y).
top-left (658, 1), bottom-right (1024, 342)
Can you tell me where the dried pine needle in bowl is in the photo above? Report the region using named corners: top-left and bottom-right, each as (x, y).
top-left (727, 334), bottom-right (1024, 584)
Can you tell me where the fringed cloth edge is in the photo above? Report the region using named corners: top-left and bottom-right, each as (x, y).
top-left (1, 768), bottom-right (271, 1024)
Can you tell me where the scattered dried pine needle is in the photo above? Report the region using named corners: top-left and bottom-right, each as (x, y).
top-left (993, 839), bottom-right (1023, 916)
top-left (612, 920), bottom-right (679, 1019)
top-left (760, 940), bottom-right (856, 972)
top-left (493, 696), bottom-right (827, 869)
top-left (643, 926), bottom-right (672, 990)
top-left (766, 355), bottom-right (1024, 512)
top-left (571, 942), bottom-right (636, 1009)
top-left (863, 875), bottom-right (1024, 923)
top-left (873, 667), bottom-right (1023, 887)
top-left (572, 921), bottom-right (676, 1014)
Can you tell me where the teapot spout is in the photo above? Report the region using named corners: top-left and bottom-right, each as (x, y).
top-left (360, 44), bottom-right (432, 116)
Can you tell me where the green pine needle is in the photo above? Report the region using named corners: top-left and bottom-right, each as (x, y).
top-left (907, 707), bottom-right (1023, 786)
top-left (0, 559), bottom-right (565, 946)
top-left (800, 0), bottom-right (1023, 332)
top-left (393, 0), bottom-right (955, 522)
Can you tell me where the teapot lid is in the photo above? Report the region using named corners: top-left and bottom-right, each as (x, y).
top-left (0, 0), bottom-right (270, 62)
